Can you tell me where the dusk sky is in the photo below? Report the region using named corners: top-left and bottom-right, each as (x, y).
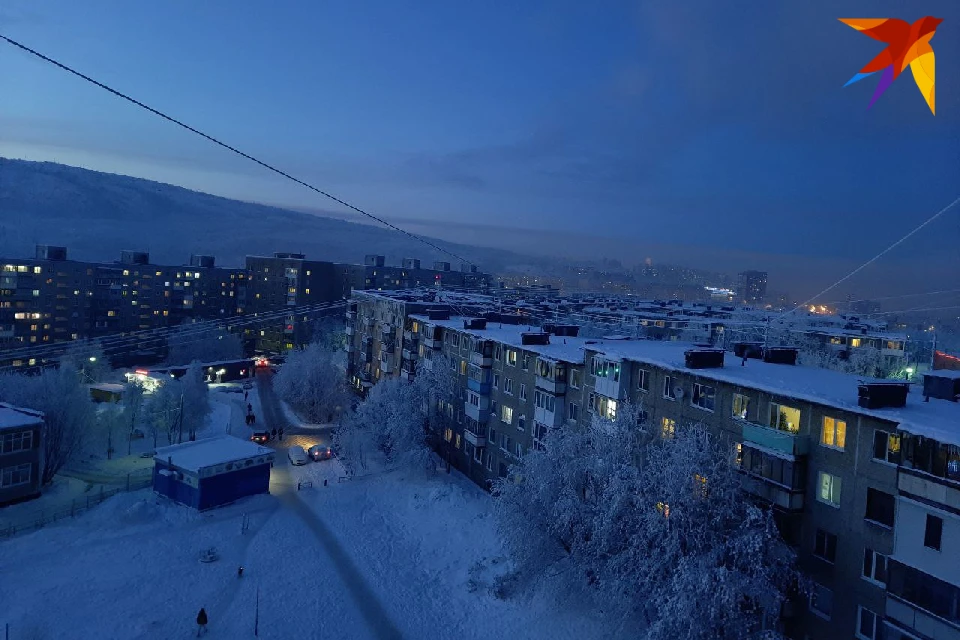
top-left (1, 0), bottom-right (958, 294)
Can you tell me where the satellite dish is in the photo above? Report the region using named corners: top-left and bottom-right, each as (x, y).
top-left (673, 385), bottom-right (685, 400)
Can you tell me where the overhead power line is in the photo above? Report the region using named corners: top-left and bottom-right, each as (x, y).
top-left (0, 33), bottom-right (476, 270)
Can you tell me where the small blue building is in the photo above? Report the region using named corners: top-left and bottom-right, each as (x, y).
top-left (153, 436), bottom-right (275, 511)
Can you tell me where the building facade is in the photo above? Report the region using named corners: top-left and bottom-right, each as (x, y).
top-left (737, 270), bottom-right (768, 304)
top-left (0, 403), bottom-right (44, 506)
top-left (346, 290), bottom-right (960, 640)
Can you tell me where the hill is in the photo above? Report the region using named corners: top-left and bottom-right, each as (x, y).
top-left (0, 158), bottom-right (538, 272)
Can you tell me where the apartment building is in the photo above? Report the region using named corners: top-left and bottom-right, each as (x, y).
top-left (0, 402), bottom-right (44, 506)
top-left (351, 255), bottom-right (494, 293)
top-left (245, 253), bottom-right (349, 353)
top-left (0, 246), bottom-right (249, 367)
top-left (738, 270), bottom-right (768, 304)
top-left (346, 289), bottom-right (960, 639)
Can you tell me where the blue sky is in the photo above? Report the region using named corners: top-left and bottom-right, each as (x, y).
top-left (0, 0), bottom-right (958, 293)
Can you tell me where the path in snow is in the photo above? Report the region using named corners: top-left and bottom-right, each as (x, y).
top-left (259, 368), bottom-right (403, 639)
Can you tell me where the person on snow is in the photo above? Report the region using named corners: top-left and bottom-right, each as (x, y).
top-left (278, 428), bottom-right (284, 441)
top-left (196, 607), bottom-right (208, 636)
top-left (271, 427), bottom-right (277, 438)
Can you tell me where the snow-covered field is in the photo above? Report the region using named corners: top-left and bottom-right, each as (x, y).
top-left (1, 458), bottom-right (616, 640)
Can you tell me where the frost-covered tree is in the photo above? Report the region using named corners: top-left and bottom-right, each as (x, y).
top-left (626, 424), bottom-right (799, 639)
top-left (0, 364), bottom-right (97, 484)
top-left (96, 403), bottom-right (126, 460)
top-left (180, 363), bottom-right (211, 440)
top-left (60, 338), bottom-right (111, 383)
top-left (495, 410), bottom-right (799, 639)
top-left (413, 354), bottom-right (460, 435)
top-left (274, 341), bottom-right (349, 423)
top-left (494, 400), bottom-right (649, 585)
top-left (166, 323), bottom-right (243, 366)
top-left (145, 380), bottom-right (182, 446)
top-left (336, 377), bottom-right (430, 472)
top-left (123, 380), bottom-right (146, 455)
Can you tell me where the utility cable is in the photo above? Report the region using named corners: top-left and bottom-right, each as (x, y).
top-left (0, 33), bottom-right (476, 269)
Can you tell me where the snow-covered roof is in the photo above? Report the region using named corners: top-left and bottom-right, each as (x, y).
top-left (0, 402), bottom-right (44, 429)
top-left (90, 383), bottom-right (125, 393)
top-left (154, 436), bottom-right (273, 473)
top-left (412, 315), bottom-right (960, 446)
top-left (412, 315), bottom-right (587, 364)
top-left (925, 369), bottom-right (960, 380)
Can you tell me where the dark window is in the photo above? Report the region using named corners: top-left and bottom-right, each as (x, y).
top-left (924, 514), bottom-right (943, 551)
top-left (863, 548), bottom-right (888, 585)
top-left (865, 488), bottom-right (895, 527)
top-left (872, 429), bottom-right (901, 464)
top-left (814, 529), bottom-right (837, 563)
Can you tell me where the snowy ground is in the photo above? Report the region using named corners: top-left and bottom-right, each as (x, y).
top-left (1, 459), bottom-right (617, 639)
top-left (279, 397), bottom-right (334, 431)
top-left (1, 393), bottom-right (238, 536)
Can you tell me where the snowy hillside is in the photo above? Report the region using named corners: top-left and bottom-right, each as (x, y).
top-left (0, 158), bottom-right (538, 271)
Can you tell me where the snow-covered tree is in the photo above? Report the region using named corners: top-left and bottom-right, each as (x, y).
top-left (123, 380), bottom-right (146, 455)
top-left (625, 423), bottom-right (799, 639)
top-left (274, 341), bottom-right (349, 423)
top-left (494, 400), bottom-right (649, 586)
top-left (494, 410), bottom-right (799, 638)
top-left (166, 323), bottom-right (243, 366)
top-left (96, 402), bottom-right (126, 460)
top-left (60, 338), bottom-right (111, 383)
top-left (180, 363), bottom-right (211, 440)
top-left (413, 354), bottom-right (460, 435)
top-left (0, 364), bottom-right (97, 484)
top-left (336, 377), bottom-right (430, 472)
top-left (145, 380), bottom-right (182, 446)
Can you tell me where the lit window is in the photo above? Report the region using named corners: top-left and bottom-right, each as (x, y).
top-left (768, 403), bottom-right (801, 433)
top-left (500, 405), bottom-right (513, 424)
top-left (821, 417), bottom-right (847, 449)
top-left (872, 430), bottom-right (901, 464)
top-left (661, 417), bottom-right (676, 439)
top-left (817, 472), bottom-right (841, 507)
top-left (732, 393), bottom-right (749, 420)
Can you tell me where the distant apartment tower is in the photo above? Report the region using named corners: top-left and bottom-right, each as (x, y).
top-left (245, 252), bottom-right (348, 352)
top-left (737, 270), bottom-right (768, 304)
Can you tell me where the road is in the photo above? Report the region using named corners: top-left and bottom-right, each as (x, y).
top-left (255, 369), bottom-right (335, 452)
top-left (256, 368), bottom-right (404, 640)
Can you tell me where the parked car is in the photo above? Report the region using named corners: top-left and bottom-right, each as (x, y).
top-left (251, 431), bottom-right (271, 444)
top-left (288, 445), bottom-right (308, 466)
top-left (307, 444), bottom-right (333, 461)
top-left (242, 381), bottom-right (254, 390)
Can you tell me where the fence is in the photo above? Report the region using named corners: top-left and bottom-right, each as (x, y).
top-left (0, 473), bottom-right (153, 540)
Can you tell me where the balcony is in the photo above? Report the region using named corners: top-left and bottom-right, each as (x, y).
top-left (401, 339), bottom-right (417, 353)
top-left (345, 325), bottom-right (354, 336)
top-left (403, 329), bottom-right (417, 341)
top-left (470, 351), bottom-right (492, 367)
top-left (346, 310), bottom-right (356, 320)
top-left (381, 339), bottom-right (395, 353)
top-left (467, 377), bottom-right (491, 395)
top-left (534, 405), bottom-right (563, 427)
top-left (594, 375), bottom-right (623, 400)
top-left (422, 331), bottom-right (442, 349)
top-left (360, 350), bottom-right (373, 363)
top-left (419, 357), bottom-right (433, 371)
top-left (741, 422), bottom-right (809, 457)
top-left (464, 429), bottom-right (487, 447)
top-left (740, 475), bottom-right (804, 511)
top-left (465, 402), bottom-right (491, 424)
top-left (536, 376), bottom-right (566, 395)
top-left (402, 349), bottom-right (416, 361)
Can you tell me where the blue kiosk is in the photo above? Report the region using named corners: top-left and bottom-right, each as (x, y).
top-left (153, 436), bottom-right (275, 511)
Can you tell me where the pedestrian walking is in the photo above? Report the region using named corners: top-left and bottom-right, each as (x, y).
top-left (244, 391), bottom-right (248, 401)
top-left (196, 607), bottom-right (208, 636)
top-left (271, 428), bottom-right (277, 438)
top-left (237, 565), bottom-right (244, 578)
top-left (247, 403), bottom-right (252, 413)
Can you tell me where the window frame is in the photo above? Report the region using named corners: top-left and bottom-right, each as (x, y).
top-left (662, 375), bottom-right (676, 400)
top-left (809, 583), bottom-right (833, 621)
top-left (855, 606), bottom-right (880, 640)
top-left (820, 416), bottom-right (847, 450)
top-left (691, 382), bottom-right (716, 412)
top-left (817, 471), bottom-right (841, 508)
top-left (732, 393), bottom-right (750, 420)
top-left (637, 368), bottom-right (649, 392)
top-left (813, 529), bottom-right (837, 564)
top-left (862, 548), bottom-right (888, 587)
top-left (924, 514), bottom-right (943, 551)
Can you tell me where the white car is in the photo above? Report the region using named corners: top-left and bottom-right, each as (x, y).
top-left (287, 445), bottom-right (308, 466)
